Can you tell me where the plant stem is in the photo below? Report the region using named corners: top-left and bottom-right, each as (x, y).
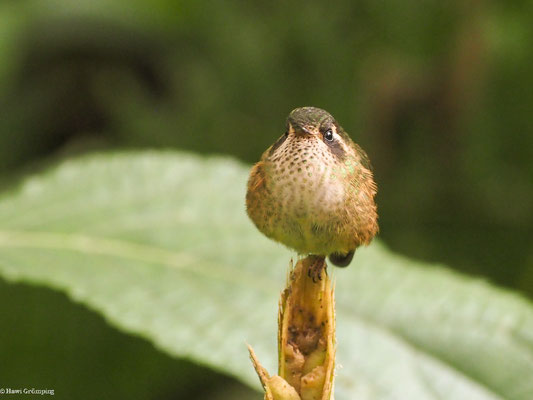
top-left (249, 256), bottom-right (336, 400)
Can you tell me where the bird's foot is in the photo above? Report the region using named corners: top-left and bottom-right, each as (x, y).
top-left (306, 255), bottom-right (327, 283)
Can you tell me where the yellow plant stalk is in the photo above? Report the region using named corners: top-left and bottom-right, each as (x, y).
top-left (248, 256), bottom-right (335, 400)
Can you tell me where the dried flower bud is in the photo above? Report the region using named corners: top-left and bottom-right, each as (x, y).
top-left (249, 256), bottom-right (335, 400)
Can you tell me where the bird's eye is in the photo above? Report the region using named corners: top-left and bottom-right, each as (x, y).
top-left (323, 129), bottom-right (334, 142)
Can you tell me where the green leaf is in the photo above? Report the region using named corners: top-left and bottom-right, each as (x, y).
top-left (0, 280), bottom-right (249, 400)
top-left (0, 151), bottom-right (531, 400)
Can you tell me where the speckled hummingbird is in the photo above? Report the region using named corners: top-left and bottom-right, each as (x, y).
top-left (246, 107), bottom-right (378, 280)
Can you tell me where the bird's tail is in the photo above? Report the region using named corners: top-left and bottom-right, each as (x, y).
top-left (328, 250), bottom-right (354, 267)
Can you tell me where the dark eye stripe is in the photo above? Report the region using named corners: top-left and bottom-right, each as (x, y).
top-left (268, 132), bottom-right (288, 156)
top-left (320, 126), bottom-right (346, 160)
top-left (325, 138), bottom-right (346, 161)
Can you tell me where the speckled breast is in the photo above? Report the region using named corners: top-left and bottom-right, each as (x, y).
top-left (264, 136), bottom-right (348, 254)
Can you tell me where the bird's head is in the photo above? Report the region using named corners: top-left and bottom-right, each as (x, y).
top-left (267, 107), bottom-right (352, 163)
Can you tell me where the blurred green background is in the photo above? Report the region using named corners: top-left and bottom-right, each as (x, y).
top-left (0, 1), bottom-right (532, 399)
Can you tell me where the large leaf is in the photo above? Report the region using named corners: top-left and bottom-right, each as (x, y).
top-left (0, 151), bottom-right (531, 400)
top-left (0, 280), bottom-right (254, 400)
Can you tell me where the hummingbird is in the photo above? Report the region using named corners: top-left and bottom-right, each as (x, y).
top-left (246, 107), bottom-right (378, 280)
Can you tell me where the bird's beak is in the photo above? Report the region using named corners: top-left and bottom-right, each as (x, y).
top-left (290, 123), bottom-right (312, 137)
